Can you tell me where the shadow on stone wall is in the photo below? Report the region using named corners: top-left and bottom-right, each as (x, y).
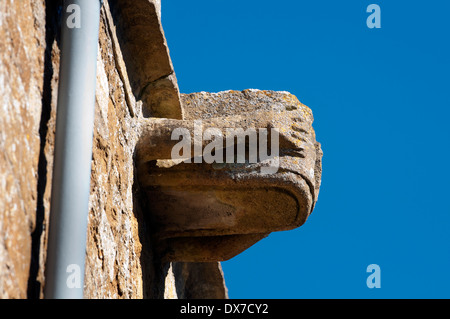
top-left (27, 0), bottom-right (62, 299)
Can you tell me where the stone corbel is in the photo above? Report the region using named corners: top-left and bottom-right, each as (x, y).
top-left (134, 90), bottom-right (322, 262)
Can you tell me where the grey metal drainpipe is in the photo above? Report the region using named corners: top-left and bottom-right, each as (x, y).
top-left (45, 0), bottom-right (102, 299)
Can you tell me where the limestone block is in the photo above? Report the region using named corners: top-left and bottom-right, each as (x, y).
top-left (108, 0), bottom-right (182, 119)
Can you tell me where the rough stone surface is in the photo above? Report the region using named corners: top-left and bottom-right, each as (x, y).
top-left (172, 262), bottom-right (228, 299)
top-left (108, 0), bottom-right (182, 119)
top-left (83, 10), bottom-right (144, 298)
top-left (0, 0), bottom-right (46, 299)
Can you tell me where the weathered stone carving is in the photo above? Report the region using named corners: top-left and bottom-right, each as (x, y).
top-left (136, 89), bottom-right (322, 262)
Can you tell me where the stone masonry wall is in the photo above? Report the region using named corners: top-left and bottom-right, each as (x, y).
top-left (0, 0), bottom-right (227, 299)
top-left (0, 0), bottom-right (46, 299)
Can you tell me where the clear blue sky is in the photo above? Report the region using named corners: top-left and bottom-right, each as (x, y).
top-left (162, 1), bottom-right (450, 298)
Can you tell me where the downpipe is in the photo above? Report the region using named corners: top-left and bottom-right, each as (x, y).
top-left (45, 0), bottom-right (102, 299)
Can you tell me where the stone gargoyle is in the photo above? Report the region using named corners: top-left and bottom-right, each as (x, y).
top-left (135, 89), bottom-right (322, 262)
